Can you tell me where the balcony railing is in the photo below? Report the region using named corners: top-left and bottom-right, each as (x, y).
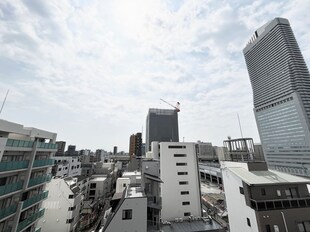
top-left (28, 175), bottom-right (52, 188)
top-left (33, 159), bottom-right (54, 168)
top-left (6, 139), bottom-right (34, 148)
top-left (0, 204), bottom-right (18, 221)
top-left (22, 191), bottom-right (49, 209)
top-left (17, 208), bottom-right (45, 232)
top-left (250, 197), bottom-right (310, 211)
top-left (37, 142), bottom-right (57, 150)
top-left (0, 181), bottom-right (23, 196)
top-left (6, 139), bottom-right (57, 150)
top-left (0, 160), bottom-right (29, 172)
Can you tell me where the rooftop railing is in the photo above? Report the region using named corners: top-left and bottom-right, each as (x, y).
top-left (6, 139), bottom-right (57, 150)
top-left (0, 181), bottom-right (23, 196)
top-left (22, 191), bottom-right (49, 209)
top-left (33, 159), bottom-right (54, 168)
top-left (17, 208), bottom-right (45, 232)
top-left (250, 197), bottom-right (310, 211)
top-left (0, 160), bottom-right (29, 172)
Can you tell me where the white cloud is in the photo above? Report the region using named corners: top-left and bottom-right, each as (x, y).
top-left (0, 0), bottom-right (309, 151)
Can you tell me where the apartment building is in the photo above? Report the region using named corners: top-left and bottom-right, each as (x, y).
top-left (222, 161), bottom-right (310, 232)
top-left (51, 156), bottom-right (81, 177)
top-left (38, 177), bottom-right (82, 232)
top-left (0, 119), bottom-right (57, 232)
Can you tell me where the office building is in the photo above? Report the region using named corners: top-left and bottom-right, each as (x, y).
top-left (66, 145), bottom-right (78, 156)
top-left (113, 146), bottom-right (117, 155)
top-left (222, 161), bottom-right (310, 232)
top-left (145, 109), bottom-right (179, 152)
top-left (244, 17), bottom-right (310, 176)
top-left (129, 133), bottom-right (142, 158)
top-left (196, 141), bottom-right (217, 161)
top-left (0, 119), bottom-right (57, 232)
top-left (55, 141), bottom-right (66, 156)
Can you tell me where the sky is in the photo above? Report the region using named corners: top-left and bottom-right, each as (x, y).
top-left (0, 0), bottom-right (310, 152)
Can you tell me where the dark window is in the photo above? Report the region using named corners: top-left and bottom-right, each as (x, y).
top-left (68, 195), bottom-right (74, 199)
top-left (168, 145), bottom-right (186, 149)
top-left (182, 201), bottom-right (190, 205)
top-left (58, 168), bottom-right (61, 171)
top-left (184, 212), bottom-right (191, 216)
top-left (176, 163), bottom-right (187, 166)
top-left (174, 154), bottom-right (187, 157)
top-left (68, 206), bottom-right (76, 211)
top-left (239, 187), bottom-right (244, 195)
top-left (177, 172), bottom-right (188, 175)
top-left (123, 183), bottom-right (127, 187)
top-left (77, 165), bottom-right (79, 168)
top-left (181, 191), bottom-right (189, 195)
top-left (89, 190), bottom-right (95, 195)
top-left (71, 166), bottom-right (74, 170)
top-left (122, 209), bottom-right (132, 220)
top-left (265, 225), bottom-right (271, 232)
top-left (66, 218), bottom-right (73, 223)
top-left (247, 218), bottom-right (251, 227)
top-left (261, 188), bottom-right (266, 195)
top-left (90, 183), bottom-right (96, 189)
top-left (179, 181), bottom-right (188, 185)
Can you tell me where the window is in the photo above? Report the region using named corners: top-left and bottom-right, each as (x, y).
top-left (90, 183), bottom-right (96, 189)
top-left (261, 188), bottom-right (266, 196)
top-left (179, 181), bottom-right (188, 185)
top-left (277, 190), bottom-right (282, 197)
top-left (168, 145), bottom-right (186, 149)
top-left (174, 154), bottom-right (187, 157)
top-left (182, 201), bottom-right (190, 205)
top-left (298, 221), bottom-right (310, 232)
top-left (265, 225), bottom-right (271, 232)
top-left (184, 212), bottom-right (191, 216)
top-left (71, 166), bottom-right (74, 170)
top-left (177, 172), bottom-right (188, 175)
top-left (68, 206), bottom-right (76, 211)
top-left (239, 187), bottom-right (244, 195)
top-left (122, 209), bottom-right (132, 220)
top-left (66, 218), bottom-right (73, 223)
top-left (123, 183), bottom-right (127, 187)
top-left (247, 218), bottom-right (251, 227)
top-left (89, 190), bottom-right (95, 196)
top-left (77, 165), bottom-right (79, 168)
top-left (58, 168), bottom-right (61, 171)
top-left (176, 163), bottom-right (187, 166)
top-left (181, 191), bottom-right (189, 195)
top-left (68, 195), bottom-right (74, 199)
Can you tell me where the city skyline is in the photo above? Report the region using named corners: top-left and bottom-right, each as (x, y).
top-left (0, 0), bottom-right (310, 151)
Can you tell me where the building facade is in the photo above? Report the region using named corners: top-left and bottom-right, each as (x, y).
top-left (0, 119), bottom-right (57, 232)
top-left (145, 109), bottom-right (179, 152)
top-left (51, 156), bottom-right (81, 177)
top-left (222, 161), bottom-right (310, 232)
top-left (129, 133), bottom-right (142, 158)
top-left (243, 17), bottom-right (310, 176)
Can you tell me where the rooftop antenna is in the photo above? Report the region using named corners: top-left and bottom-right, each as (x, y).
top-left (237, 113), bottom-right (243, 138)
top-left (0, 89), bottom-right (9, 116)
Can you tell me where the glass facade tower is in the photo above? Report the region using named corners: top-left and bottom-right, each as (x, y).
top-left (243, 18), bottom-right (310, 177)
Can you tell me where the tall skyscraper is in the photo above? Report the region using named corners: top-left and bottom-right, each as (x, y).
top-left (129, 132), bottom-right (142, 157)
top-left (145, 108), bottom-right (179, 152)
top-left (244, 18), bottom-right (310, 177)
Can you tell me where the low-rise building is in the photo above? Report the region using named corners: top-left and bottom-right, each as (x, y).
top-left (222, 161), bottom-right (310, 232)
top-left (51, 156), bottom-right (81, 177)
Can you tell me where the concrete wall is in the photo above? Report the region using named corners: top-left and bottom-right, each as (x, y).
top-left (105, 197), bottom-right (147, 232)
top-left (160, 142), bottom-right (201, 221)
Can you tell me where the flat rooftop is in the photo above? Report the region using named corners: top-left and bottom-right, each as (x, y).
top-left (91, 176), bottom-right (107, 182)
top-left (123, 171), bottom-right (141, 177)
top-left (159, 219), bottom-right (222, 232)
top-left (228, 167), bottom-right (310, 185)
top-left (126, 186), bottom-right (145, 198)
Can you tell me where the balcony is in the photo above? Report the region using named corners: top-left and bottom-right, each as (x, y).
top-left (33, 159), bottom-right (54, 168)
top-left (0, 160), bottom-right (29, 172)
top-left (17, 208), bottom-right (45, 232)
top-left (22, 191), bottom-right (49, 210)
top-left (250, 197), bottom-right (310, 211)
top-left (36, 142), bottom-right (57, 150)
top-left (6, 139), bottom-right (34, 148)
top-left (0, 181), bottom-right (23, 196)
top-left (0, 204), bottom-right (18, 221)
top-left (28, 175), bottom-right (52, 188)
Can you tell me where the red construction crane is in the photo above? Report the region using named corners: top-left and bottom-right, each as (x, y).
top-left (160, 98), bottom-right (180, 112)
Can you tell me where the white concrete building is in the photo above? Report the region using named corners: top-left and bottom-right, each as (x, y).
top-left (153, 142), bottom-right (202, 221)
top-left (0, 119), bottom-right (57, 232)
top-left (38, 177), bottom-right (82, 232)
top-left (88, 175), bottom-right (110, 201)
top-left (222, 161), bottom-right (310, 232)
top-left (103, 185), bottom-right (147, 232)
top-left (115, 171), bottom-right (141, 194)
top-left (52, 156), bottom-right (81, 177)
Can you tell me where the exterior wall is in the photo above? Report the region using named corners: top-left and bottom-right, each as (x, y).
top-left (116, 178), bottom-right (131, 193)
top-left (159, 142), bottom-right (201, 221)
top-left (38, 178), bottom-right (82, 232)
top-left (105, 197), bottom-right (147, 232)
top-left (52, 157), bottom-right (81, 177)
top-left (88, 176), bottom-right (110, 200)
top-left (146, 109), bottom-right (179, 152)
top-left (222, 166), bottom-right (259, 232)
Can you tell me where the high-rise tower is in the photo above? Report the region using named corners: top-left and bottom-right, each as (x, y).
top-left (145, 109), bottom-right (179, 152)
top-left (243, 18), bottom-right (310, 177)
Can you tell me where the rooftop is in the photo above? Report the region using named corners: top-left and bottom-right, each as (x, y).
top-left (125, 185), bottom-right (145, 198)
top-left (158, 219), bottom-right (223, 232)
